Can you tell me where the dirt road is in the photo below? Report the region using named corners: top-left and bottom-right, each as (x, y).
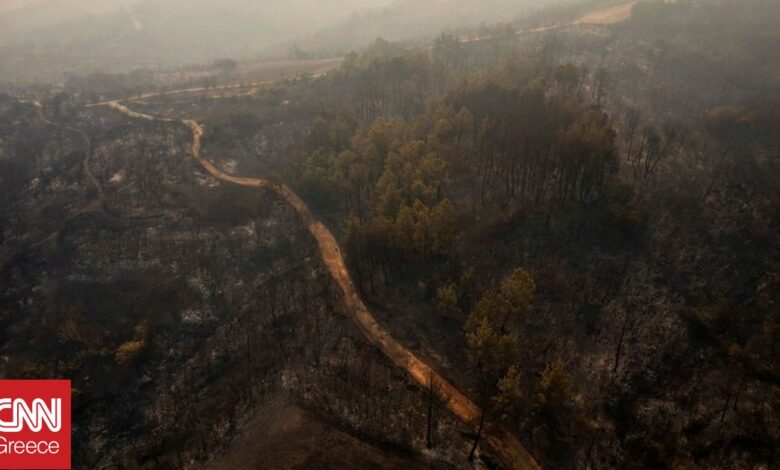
top-left (101, 100), bottom-right (541, 469)
top-left (22, 102), bottom-right (102, 250)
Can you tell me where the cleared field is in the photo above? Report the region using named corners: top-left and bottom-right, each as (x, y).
top-left (574, 1), bottom-right (638, 25)
top-left (235, 58), bottom-right (344, 82)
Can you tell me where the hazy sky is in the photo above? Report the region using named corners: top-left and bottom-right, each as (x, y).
top-left (0, 0), bottom-right (560, 83)
top-left (0, 0), bottom-right (394, 39)
top-left (0, 0), bottom-right (134, 15)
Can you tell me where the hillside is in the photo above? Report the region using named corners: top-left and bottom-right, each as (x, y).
top-left (0, 0), bottom-right (135, 44)
top-left (0, 0), bottom-right (778, 468)
top-left (270, 0), bottom-right (586, 57)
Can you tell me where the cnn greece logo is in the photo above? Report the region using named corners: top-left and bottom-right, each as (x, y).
top-left (0, 380), bottom-right (70, 469)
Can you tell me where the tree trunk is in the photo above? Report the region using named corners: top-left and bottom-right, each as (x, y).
top-left (613, 311), bottom-right (630, 374)
top-left (468, 412), bottom-right (486, 462)
top-left (427, 373), bottom-right (435, 449)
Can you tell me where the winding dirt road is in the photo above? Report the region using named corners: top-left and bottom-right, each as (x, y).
top-left (27, 100), bottom-right (99, 198)
top-left (20, 101), bottom-right (103, 250)
top-left (101, 99), bottom-right (540, 469)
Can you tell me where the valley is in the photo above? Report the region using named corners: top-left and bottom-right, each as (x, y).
top-left (1, 0), bottom-right (779, 469)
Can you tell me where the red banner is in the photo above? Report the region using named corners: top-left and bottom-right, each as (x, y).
top-left (0, 380), bottom-right (71, 469)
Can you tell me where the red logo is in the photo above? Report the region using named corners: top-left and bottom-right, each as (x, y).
top-left (0, 380), bottom-right (71, 469)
